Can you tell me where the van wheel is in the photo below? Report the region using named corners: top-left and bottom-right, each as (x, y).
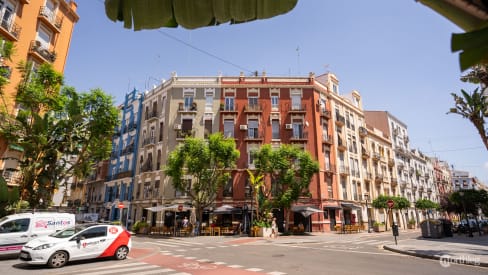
top-left (47, 251), bottom-right (68, 268)
top-left (114, 245), bottom-right (129, 260)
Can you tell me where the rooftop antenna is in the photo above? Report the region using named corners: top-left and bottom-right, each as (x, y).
top-left (296, 46), bottom-right (301, 75)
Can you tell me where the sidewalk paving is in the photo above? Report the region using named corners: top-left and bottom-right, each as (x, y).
top-left (383, 232), bottom-right (488, 268)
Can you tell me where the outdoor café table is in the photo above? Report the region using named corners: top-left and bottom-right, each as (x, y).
top-left (212, 226), bottom-right (221, 236)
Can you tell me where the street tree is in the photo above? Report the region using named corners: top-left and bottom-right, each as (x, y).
top-left (415, 198), bottom-right (440, 220)
top-left (372, 194), bottom-right (391, 229)
top-left (253, 144), bottom-right (319, 232)
top-left (0, 62), bottom-right (119, 208)
top-left (447, 65), bottom-right (488, 151)
top-left (392, 196), bottom-right (411, 228)
top-left (164, 132), bottom-right (240, 224)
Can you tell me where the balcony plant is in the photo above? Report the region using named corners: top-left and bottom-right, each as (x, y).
top-left (132, 220), bottom-right (149, 234)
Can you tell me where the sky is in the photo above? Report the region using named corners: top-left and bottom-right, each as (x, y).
top-left (63, 0), bottom-right (487, 183)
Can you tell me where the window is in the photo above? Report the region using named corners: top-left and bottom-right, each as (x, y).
top-left (326, 177), bottom-right (333, 198)
top-left (184, 96), bottom-right (193, 110)
top-left (341, 178), bottom-right (347, 200)
top-left (271, 94), bottom-right (279, 110)
top-left (271, 119), bottom-right (280, 139)
top-left (0, 1), bottom-right (16, 29)
top-left (204, 119), bottom-right (212, 139)
top-left (225, 97), bottom-right (234, 111)
top-left (0, 218), bottom-right (29, 233)
top-left (37, 25), bottom-right (52, 48)
top-left (176, 179), bottom-right (191, 197)
top-left (291, 93), bottom-right (301, 110)
top-left (248, 119), bottom-right (259, 138)
top-left (248, 96), bottom-right (258, 108)
top-left (80, 226), bottom-right (107, 239)
top-left (223, 119), bottom-right (234, 138)
top-left (323, 208), bottom-right (329, 219)
top-left (223, 178), bottom-right (233, 197)
top-left (205, 89), bottom-right (214, 111)
top-left (292, 120), bottom-right (303, 138)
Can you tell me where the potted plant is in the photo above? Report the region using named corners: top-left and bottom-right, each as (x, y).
top-left (408, 218), bottom-right (416, 229)
top-left (132, 220), bottom-right (149, 234)
top-left (373, 221), bottom-right (386, 232)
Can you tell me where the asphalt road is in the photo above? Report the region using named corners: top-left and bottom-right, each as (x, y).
top-left (1, 232), bottom-right (486, 275)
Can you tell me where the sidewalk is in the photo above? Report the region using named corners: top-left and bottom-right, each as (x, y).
top-left (383, 232), bottom-right (488, 267)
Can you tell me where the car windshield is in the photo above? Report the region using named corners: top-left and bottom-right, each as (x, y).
top-left (49, 223), bottom-right (96, 238)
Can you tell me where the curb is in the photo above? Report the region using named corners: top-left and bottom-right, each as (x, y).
top-left (383, 245), bottom-right (488, 268)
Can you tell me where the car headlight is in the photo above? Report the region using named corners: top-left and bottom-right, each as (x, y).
top-left (33, 243), bottom-right (55, 250)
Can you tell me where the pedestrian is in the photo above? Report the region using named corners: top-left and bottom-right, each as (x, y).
top-left (182, 216), bottom-right (189, 228)
top-left (271, 217), bottom-right (278, 238)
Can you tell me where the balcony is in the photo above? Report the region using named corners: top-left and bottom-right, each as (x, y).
top-left (0, 19), bottom-right (21, 41)
top-left (338, 165), bottom-right (349, 176)
top-left (358, 126), bottom-right (368, 137)
top-left (388, 158), bottom-right (394, 167)
top-left (290, 131), bottom-right (308, 142)
top-left (115, 170), bottom-right (132, 180)
top-left (361, 149), bottom-right (370, 159)
top-left (391, 177), bottom-right (398, 186)
top-left (335, 114), bottom-right (345, 127)
top-left (400, 179), bottom-right (407, 189)
top-left (324, 164), bottom-right (335, 174)
top-left (122, 144), bottom-right (134, 155)
top-left (363, 172), bottom-right (372, 181)
top-left (427, 187), bottom-right (432, 193)
top-left (372, 152), bottom-right (381, 161)
top-left (288, 103), bottom-right (307, 114)
top-left (375, 173), bottom-right (383, 183)
top-left (142, 137), bottom-right (156, 147)
top-left (320, 109), bottom-right (331, 119)
top-left (337, 137), bottom-right (346, 151)
top-left (322, 134), bottom-right (333, 145)
top-left (176, 129), bottom-right (195, 139)
top-left (145, 110), bottom-right (159, 121)
top-left (141, 162), bottom-right (153, 173)
top-left (220, 103), bottom-right (238, 113)
top-left (38, 6), bottom-right (63, 32)
top-left (29, 40), bottom-right (56, 63)
top-left (178, 102), bottom-right (197, 114)
top-left (244, 129), bottom-right (264, 142)
top-left (244, 103), bottom-right (263, 113)
top-left (110, 151), bottom-right (118, 159)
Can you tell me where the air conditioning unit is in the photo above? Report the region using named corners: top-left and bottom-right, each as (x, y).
top-left (173, 124), bottom-right (181, 130)
top-left (285, 124), bottom-right (293, 129)
top-left (240, 124), bottom-right (248, 130)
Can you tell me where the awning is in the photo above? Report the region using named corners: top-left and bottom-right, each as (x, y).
top-left (341, 203), bottom-right (361, 209)
top-left (212, 204), bottom-right (241, 214)
top-left (145, 204), bottom-right (192, 212)
top-left (291, 205), bottom-right (323, 217)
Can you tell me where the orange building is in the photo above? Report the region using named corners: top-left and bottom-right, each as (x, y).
top-left (0, 0), bottom-right (79, 185)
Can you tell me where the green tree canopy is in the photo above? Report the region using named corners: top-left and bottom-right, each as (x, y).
top-left (0, 63), bottom-right (119, 208)
top-left (450, 189), bottom-right (488, 216)
top-left (164, 132), bottom-right (240, 222)
top-left (415, 198), bottom-right (440, 210)
top-left (252, 144), bottom-right (319, 229)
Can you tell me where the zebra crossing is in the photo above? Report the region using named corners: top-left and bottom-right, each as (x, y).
top-left (144, 237), bottom-right (239, 252)
top-left (52, 262), bottom-right (190, 275)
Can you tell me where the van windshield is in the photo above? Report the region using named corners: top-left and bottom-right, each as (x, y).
top-left (49, 224), bottom-right (95, 238)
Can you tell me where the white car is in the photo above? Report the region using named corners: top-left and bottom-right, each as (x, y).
top-left (19, 223), bottom-right (131, 268)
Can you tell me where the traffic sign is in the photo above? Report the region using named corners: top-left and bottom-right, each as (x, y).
top-left (387, 199), bottom-right (394, 209)
top-left (118, 203), bottom-right (124, 209)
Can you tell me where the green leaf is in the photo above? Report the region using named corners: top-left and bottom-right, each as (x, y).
top-left (451, 25), bottom-right (488, 71)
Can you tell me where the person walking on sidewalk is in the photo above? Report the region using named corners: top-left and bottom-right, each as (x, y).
top-left (271, 217), bottom-right (278, 238)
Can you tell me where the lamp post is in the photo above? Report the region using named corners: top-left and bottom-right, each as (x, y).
top-left (459, 191), bottom-right (473, 237)
top-left (364, 193), bottom-right (371, 233)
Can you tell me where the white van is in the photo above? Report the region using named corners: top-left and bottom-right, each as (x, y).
top-left (0, 212), bottom-right (75, 256)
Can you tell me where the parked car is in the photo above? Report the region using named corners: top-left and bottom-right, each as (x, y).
top-left (0, 212), bottom-right (75, 256)
top-left (19, 223), bottom-right (131, 268)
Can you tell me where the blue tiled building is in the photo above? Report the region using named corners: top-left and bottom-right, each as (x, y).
top-left (104, 89), bottom-right (143, 226)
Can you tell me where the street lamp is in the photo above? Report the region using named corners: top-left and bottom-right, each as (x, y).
top-left (459, 191), bottom-right (473, 237)
top-left (364, 193), bottom-right (371, 233)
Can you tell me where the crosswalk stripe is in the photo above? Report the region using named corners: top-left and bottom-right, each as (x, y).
top-left (354, 240), bottom-right (379, 244)
top-left (69, 262), bottom-right (148, 273)
top-left (129, 268), bottom-right (175, 275)
top-left (79, 264), bottom-right (162, 275)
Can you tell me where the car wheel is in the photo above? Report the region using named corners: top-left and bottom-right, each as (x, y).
top-left (47, 251), bottom-right (68, 268)
top-left (114, 245), bottom-right (129, 260)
